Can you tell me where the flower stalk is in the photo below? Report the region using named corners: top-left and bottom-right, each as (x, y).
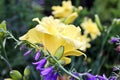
top-left (47, 51), bottom-right (80, 80)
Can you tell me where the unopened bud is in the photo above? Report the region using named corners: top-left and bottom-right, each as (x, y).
top-left (114, 19), bottom-right (120, 25)
top-left (10, 70), bottom-right (22, 80)
top-left (4, 78), bottom-right (13, 80)
top-left (24, 66), bottom-right (31, 76)
top-left (0, 21), bottom-right (7, 38)
top-left (54, 46), bottom-right (64, 60)
top-left (64, 12), bottom-right (78, 24)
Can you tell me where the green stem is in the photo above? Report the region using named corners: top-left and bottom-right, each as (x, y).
top-left (96, 20), bottom-right (116, 74)
top-left (99, 20), bottom-right (115, 58)
top-left (27, 40), bottom-right (80, 79)
top-left (48, 52), bottom-right (80, 80)
top-left (0, 38), bottom-right (12, 70)
top-left (0, 54), bottom-right (12, 70)
top-left (0, 38), bottom-right (8, 60)
top-left (7, 31), bottom-right (19, 43)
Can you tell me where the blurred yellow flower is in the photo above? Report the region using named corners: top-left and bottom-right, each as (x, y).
top-left (52, 1), bottom-right (82, 24)
top-left (19, 16), bottom-right (88, 64)
top-left (64, 12), bottom-right (78, 24)
top-left (52, 1), bottom-right (73, 18)
top-left (81, 18), bottom-right (101, 40)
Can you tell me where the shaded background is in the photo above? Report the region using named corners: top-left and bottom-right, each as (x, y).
top-left (0, 0), bottom-right (120, 79)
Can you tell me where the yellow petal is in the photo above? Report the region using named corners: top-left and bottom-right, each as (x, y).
top-left (42, 34), bottom-right (65, 55)
top-left (61, 57), bottom-right (71, 64)
top-left (64, 50), bottom-right (84, 56)
top-left (19, 28), bottom-right (42, 44)
top-left (42, 33), bottom-right (76, 56)
top-left (64, 12), bottom-right (78, 24)
top-left (61, 25), bottom-right (81, 39)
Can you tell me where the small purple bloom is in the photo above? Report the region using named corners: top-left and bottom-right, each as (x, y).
top-left (109, 76), bottom-right (117, 80)
top-left (24, 50), bottom-right (32, 56)
top-left (32, 58), bottom-right (47, 70)
top-left (20, 45), bottom-right (26, 51)
top-left (97, 74), bottom-right (107, 80)
top-left (41, 67), bottom-right (53, 76)
top-left (34, 51), bottom-right (41, 61)
top-left (113, 67), bottom-right (119, 71)
top-left (110, 37), bottom-right (119, 43)
top-left (37, 0), bottom-right (44, 6)
top-left (52, 72), bottom-right (58, 80)
top-left (70, 72), bottom-right (79, 80)
top-left (86, 73), bottom-right (97, 80)
top-left (43, 72), bottom-right (58, 80)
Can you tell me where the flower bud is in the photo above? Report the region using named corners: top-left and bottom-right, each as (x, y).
top-left (4, 78), bottom-right (13, 80)
top-left (0, 21), bottom-right (7, 38)
top-left (54, 46), bottom-right (64, 60)
top-left (24, 66), bottom-right (31, 76)
top-left (64, 12), bottom-right (78, 24)
top-left (10, 70), bottom-right (22, 80)
top-left (114, 19), bottom-right (120, 25)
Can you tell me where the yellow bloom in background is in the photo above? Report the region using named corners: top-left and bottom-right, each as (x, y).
top-left (52, 1), bottom-right (73, 18)
top-left (81, 18), bottom-right (101, 40)
top-left (19, 16), bottom-right (88, 64)
top-left (52, 1), bottom-right (82, 24)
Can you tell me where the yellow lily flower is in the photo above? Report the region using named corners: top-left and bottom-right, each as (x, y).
top-left (81, 18), bottom-right (101, 40)
top-left (52, 1), bottom-right (83, 24)
top-left (52, 1), bottom-right (73, 18)
top-left (19, 16), bottom-right (87, 64)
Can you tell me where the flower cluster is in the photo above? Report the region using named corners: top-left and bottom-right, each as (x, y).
top-left (81, 18), bottom-right (101, 40)
top-left (19, 0), bottom-right (101, 80)
top-left (19, 16), bottom-right (89, 64)
top-left (32, 53), bottom-right (58, 80)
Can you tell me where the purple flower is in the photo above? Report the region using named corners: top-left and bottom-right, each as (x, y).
top-left (44, 72), bottom-right (58, 80)
top-left (113, 67), bottom-right (119, 71)
top-left (24, 50), bottom-right (32, 56)
top-left (86, 73), bottom-right (97, 80)
top-left (70, 72), bottom-right (80, 80)
top-left (20, 45), bottom-right (26, 51)
top-left (41, 67), bottom-right (53, 76)
top-left (110, 37), bottom-right (119, 43)
top-left (52, 72), bottom-right (58, 80)
top-left (37, 0), bottom-right (44, 6)
top-left (34, 51), bottom-right (41, 61)
top-left (109, 76), bottom-right (117, 80)
top-left (32, 58), bottom-right (47, 70)
top-left (97, 74), bottom-right (107, 80)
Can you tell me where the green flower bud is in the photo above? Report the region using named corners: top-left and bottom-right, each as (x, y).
top-left (10, 70), bottom-right (22, 80)
top-left (0, 21), bottom-right (7, 38)
top-left (4, 78), bottom-right (13, 80)
top-left (114, 19), bottom-right (120, 25)
top-left (54, 46), bottom-right (64, 60)
top-left (24, 66), bottom-right (30, 76)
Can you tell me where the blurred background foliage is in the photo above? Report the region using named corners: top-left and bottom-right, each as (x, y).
top-left (0, 0), bottom-right (120, 80)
